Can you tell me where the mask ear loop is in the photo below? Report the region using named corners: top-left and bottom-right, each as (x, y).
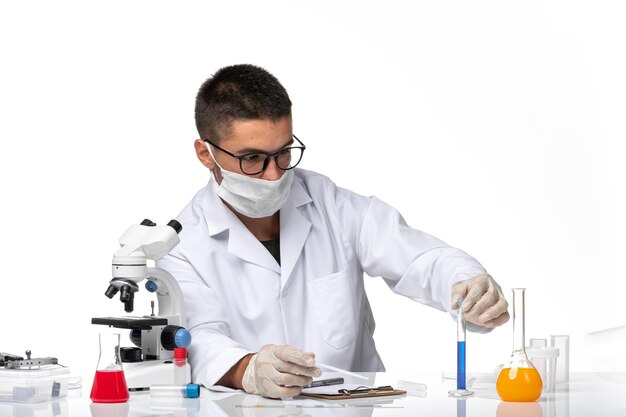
top-left (206, 143), bottom-right (224, 182)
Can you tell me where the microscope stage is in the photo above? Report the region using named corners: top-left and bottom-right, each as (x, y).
top-left (91, 316), bottom-right (168, 329)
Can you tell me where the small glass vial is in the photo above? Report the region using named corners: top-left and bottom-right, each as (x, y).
top-left (174, 347), bottom-right (187, 384)
top-left (150, 384), bottom-right (200, 399)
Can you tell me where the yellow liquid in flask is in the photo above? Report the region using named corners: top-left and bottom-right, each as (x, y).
top-left (496, 367), bottom-right (542, 402)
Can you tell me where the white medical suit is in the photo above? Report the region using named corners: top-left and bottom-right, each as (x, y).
top-left (156, 168), bottom-right (486, 387)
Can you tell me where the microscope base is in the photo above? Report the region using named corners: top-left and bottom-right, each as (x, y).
top-left (123, 360), bottom-right (191, 391)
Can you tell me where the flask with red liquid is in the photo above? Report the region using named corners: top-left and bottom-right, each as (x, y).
top-left (90, 333), bottom-right (129, 403)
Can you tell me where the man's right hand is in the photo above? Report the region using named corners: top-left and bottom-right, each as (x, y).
top-left (241, 344), bottom-right (322, 398)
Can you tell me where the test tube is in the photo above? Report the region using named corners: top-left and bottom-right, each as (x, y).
top-left (174, 348), bottom-right (188, 385)
top-left (150, 384), bottom-right (200, 399)
top-left (457, 305), bottom-right (466, 390)
top-left (449, 299), bottom-right (473, 397)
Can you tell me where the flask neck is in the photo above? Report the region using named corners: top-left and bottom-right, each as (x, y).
top-left (512, 288), bottom-right (526, 353)
top-left (96, 333), bottom-right (124, 371)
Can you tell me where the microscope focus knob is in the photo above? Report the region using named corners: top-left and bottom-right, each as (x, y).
top-left (120, 347), bottom-right (142, 362)
top-left (161, 326), bottom-right (191, 350)
top-left (145, 280), bottom-right (158, 292)
top-left (174, 328), bottom-right (191, 348)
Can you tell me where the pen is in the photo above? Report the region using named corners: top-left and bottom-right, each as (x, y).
top-left (339, 385), bottom-right (394, 395)
top-left (303, 377), bottom-right (344, 389)
top-left (316, 362), bottom-right (369, 381)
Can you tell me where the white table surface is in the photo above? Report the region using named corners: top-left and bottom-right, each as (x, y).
top-left (1, 372), bottom-right (625, 417)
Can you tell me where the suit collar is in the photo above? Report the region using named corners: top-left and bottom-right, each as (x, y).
top-left (201, 171), bottom-right (313, 278)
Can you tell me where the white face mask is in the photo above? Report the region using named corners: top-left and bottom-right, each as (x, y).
top-left (207, 145), bottom-right (295, 218)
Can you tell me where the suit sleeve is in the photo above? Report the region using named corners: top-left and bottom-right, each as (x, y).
top-left (336, 188), bottom-right (488, 316)
top-left (156, 248), bottom-right (252, 387)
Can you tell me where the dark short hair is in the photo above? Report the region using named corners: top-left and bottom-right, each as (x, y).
top-left (195, 64), bottom-right (292, 143)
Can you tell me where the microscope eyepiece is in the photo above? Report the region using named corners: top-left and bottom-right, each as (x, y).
top-left (167, 220), bottom-right (182, 234)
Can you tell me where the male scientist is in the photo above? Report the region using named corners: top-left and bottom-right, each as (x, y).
top-left (157, 64), bottom-right (510, 398)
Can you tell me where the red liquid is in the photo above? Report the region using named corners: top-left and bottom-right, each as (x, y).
top-left (90, 370), bottom-right (129, 403)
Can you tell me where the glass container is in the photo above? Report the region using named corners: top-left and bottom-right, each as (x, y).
top-left (174, 347), bottom-right (187, 385)
top-left (449, 298), bottom-right (473, 397)
top-left (150, 383), bottom-right (201, 399)
top-left (90, 333), bottom-right (129, 403)
top-left (496, 288), bottom-right (542, 402)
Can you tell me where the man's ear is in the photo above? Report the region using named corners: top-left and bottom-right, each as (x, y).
top-left (194, 139), bottom-right (215, 169)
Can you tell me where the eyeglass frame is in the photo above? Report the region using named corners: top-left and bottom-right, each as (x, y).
top-left (203, 135), bottom-right (306, 175)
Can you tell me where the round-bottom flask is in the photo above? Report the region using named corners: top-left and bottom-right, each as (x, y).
top-left (496, 288), bottom-right (542, 402)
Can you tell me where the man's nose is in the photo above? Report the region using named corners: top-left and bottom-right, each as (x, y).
top-left (261, 157), bottom-right (282, 181)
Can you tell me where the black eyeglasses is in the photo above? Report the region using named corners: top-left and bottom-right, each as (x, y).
top-left (204, 135), bottom-right (306, 175)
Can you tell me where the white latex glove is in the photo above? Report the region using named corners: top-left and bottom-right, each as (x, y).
top-left (451, 274), bottom-right (510, 328)
top-left (242, 344), bottom-right (322, 399)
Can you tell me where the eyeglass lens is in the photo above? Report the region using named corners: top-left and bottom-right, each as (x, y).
top-left (241, 147), bottom-right (303, 175)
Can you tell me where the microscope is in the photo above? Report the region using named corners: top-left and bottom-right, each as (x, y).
top-left (92, 219), bottom-right (191, 390)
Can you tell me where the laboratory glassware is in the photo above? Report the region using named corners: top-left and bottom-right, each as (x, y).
top-left (397, 379), bottom-right (427, 392)
top-left (150, 383), bottom-right (201, 399)
top-left (449, 298), bottom-right (473, 397)
top-left (317, 362), bottom-right (368, 380)
top-left (496, 288), bottom-right (542, 402)
top-left (90, 333), bottom-right (129, 403)
top-left (174, 348), bottom-right (187, 385)
top-left (529, 338), bottom-right (547, 347)
top-left (526, 346), bottom-right (559, 392)
top-left (551, 334), bottom-right (569, 383)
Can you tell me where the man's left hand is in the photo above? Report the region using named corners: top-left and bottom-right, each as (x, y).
top-left (451, 274), bottom-right (510, 328)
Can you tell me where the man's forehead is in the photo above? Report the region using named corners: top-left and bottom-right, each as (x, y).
top-left (227, 116), bottom-right (292, 133)
top-left (221, 117), bottom-right (293, 151)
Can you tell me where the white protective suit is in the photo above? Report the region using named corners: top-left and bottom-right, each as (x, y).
top-left (156, 168), bottom-right (487, 387)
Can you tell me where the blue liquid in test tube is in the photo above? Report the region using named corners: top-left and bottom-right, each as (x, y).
top-left (449, 298), bottom-right (473, 397)
top-left (457, 340), bottom-right (466, 390)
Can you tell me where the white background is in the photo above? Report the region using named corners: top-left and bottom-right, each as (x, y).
top-left (1, 0), bottom-right (624, 378)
